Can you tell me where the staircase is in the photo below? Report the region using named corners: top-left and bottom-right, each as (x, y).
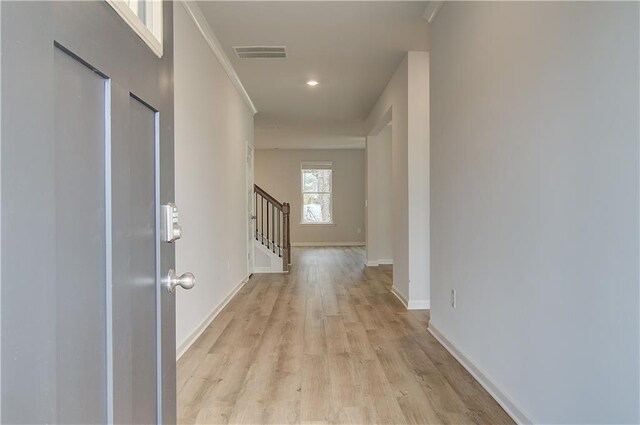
top-left (253, 184), bottom-right (291, 273)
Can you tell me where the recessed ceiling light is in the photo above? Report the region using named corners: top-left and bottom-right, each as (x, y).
top-left (307, 80), bottom-right (319, 86)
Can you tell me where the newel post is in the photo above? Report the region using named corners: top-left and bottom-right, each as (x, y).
top-left (282, 202), bottom-right (291, 271)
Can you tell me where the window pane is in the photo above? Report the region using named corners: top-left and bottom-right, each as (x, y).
top-left (302, 170), bottom-right (319, 193)
top-left (302, 169), bottom-right (331, 193)
top-left (302, 194), bottom-right (332, 223)
top-left (317, 170), bottom-right (331, 192)
top-left (126, 0), bottom-right (153, 31)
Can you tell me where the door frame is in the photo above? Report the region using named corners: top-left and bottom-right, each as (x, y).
top-left (0, 2), bottom-right (3, 419)
top-left (246, 141), bottom-right (254, 276)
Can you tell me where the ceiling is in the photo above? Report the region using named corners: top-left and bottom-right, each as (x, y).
top-left (198, 1), bottom-right (429, 149)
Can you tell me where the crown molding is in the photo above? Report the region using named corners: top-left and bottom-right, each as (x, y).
top-left (180, 1), bottom-right (258, 115)
top-left (423, 1), bottom-right (444, 24)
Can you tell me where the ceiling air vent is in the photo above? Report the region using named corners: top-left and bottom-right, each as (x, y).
top-left (233, 46), bottom-right (287, 59)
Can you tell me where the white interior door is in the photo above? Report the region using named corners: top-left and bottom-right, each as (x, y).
top-left (247, 142), bottom-right (255, 275)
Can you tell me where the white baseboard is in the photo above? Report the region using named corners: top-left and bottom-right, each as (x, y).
top-left (408, 299), bottom-right (430, 310)
top-left (176, 275), bottom-right (250, 360)
top-left (366, 259), bottom-right (393, 267)
top-left (391, 286), bottom-right (408, 308)
top-left (391, 287), bottom-right (429, 310)
top-left (291, 241), bottom-right (365, 247)
top-left (253, 267), bottom-right (287, 274)
top-left (427, 323), bottom-right (533, 425)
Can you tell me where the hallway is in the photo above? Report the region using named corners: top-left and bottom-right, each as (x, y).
top-left (177, 247), bottom-right (512, 424)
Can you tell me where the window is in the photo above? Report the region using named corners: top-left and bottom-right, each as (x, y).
top-left (106, 0), bottom-right (163, 57)
top-left (301, 162), bottom-right (333, 224)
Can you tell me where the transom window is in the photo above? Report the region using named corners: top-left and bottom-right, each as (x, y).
top-left (106, 0), bottom-right (163, 57)
top-left (301, 162), bottom-right (333, 224)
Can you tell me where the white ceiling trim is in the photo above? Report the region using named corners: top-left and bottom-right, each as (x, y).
top-left (422, 1), bottom-right (444, 23)
top-left (180, 1), bottom-right (258, 115)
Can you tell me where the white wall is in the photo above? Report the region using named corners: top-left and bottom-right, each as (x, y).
top-left (366, 52), bottom-right (429, 308)
top-left (407, 52), bottom-right (430, 308)
top-left (254, 149), bottom-right (365, 245)
top-left (429, 2), bottom-right (639, 423)
top-left (378, 129), bottom-right (392, 262)
top-left (366, 124), bottom-right (393, 265)
top-left (174, 2), bottom-right (254, 356)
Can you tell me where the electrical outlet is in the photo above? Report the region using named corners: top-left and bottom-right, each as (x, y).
top-left (451, 289), bottom-right (456, 308)
top-left (357, 228), bottom-right (362, 234)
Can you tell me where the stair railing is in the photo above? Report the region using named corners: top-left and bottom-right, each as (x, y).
top-left (254, 184), bottom-right (291, 271)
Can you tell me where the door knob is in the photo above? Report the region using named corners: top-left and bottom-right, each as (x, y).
top-left (165, 269), bottom-right (196, 293)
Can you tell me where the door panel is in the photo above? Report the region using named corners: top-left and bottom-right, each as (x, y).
top-left (127, 95), bottom-right (157, 425)
top-left (54, 45), bottom-right (108, 425)
top-left (111, 91), bottom-right (160, 424)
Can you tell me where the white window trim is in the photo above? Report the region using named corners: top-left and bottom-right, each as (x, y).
top-left (106, 0), bottom-right (163, 57)
top-left (300, 162), bottom-right (334, 225)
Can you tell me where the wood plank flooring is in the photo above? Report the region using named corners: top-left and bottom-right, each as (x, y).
top-left (177, 247), bottom-right (513, 424)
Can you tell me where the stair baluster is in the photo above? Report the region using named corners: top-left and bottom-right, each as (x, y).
top-left (253, 184), bottom-right (291, 272)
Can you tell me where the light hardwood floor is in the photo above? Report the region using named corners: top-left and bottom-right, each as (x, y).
top-left (177, 247), bottom-right (513, 424)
